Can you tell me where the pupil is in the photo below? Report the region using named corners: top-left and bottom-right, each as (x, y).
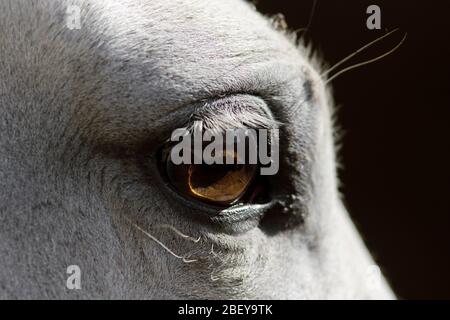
top-left (188, 164), bottom-right (254, 203)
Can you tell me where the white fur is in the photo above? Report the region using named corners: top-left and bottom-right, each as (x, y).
top-left (0, 0), bottom-right (394, 299)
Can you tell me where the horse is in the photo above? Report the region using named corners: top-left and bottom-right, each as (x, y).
top-left (0, 0), bottom-right (394, 299)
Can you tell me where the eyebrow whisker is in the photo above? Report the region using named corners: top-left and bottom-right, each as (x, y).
top-left (325, 32), bottom-right (407, 83)
top-left (321, 28), bottom-right (404, 80)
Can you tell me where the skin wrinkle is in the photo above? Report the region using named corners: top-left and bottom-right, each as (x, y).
top-left (0, 0), bottom-right (395, 299)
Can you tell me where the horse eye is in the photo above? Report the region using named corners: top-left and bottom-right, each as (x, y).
top-left (162, 149), bottom-right (258, 206)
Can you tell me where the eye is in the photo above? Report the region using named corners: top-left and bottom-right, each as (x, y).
top-left (163, 148), bottom-right (258, 206)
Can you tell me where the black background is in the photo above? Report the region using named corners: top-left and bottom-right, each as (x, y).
top-left (256, 0), bottom-right (450, 299)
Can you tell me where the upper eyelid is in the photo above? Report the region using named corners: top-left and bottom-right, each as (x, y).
top-left (186, 94), bottom-right (280, 131)
top-left (103, 66), bottom-right (306, 148)
top-left (156, 94), bottom-right (279, 150)
top-left (151, 60), bottom-right (312, 127)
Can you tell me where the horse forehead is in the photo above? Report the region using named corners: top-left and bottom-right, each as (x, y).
top-left (90, 0), bottom-right (296, 62)
top-left (77, 0), bottom-right (309, 101)
top-left (26, 0), bottom-right (316, 141)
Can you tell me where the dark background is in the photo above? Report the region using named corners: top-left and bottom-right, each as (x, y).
top-left (256, 0), bottom-right (450, 299)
